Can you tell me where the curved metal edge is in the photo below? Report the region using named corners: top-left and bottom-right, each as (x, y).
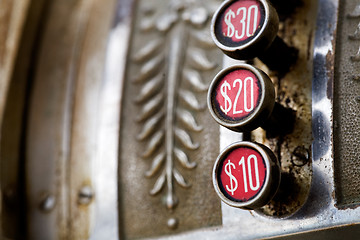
top-left (89, 0), bottom-right (135, 239)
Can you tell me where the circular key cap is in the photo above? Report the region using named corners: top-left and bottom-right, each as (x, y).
top-left (207, 64), bottom-right (275, 132)
top-left (213, 141), bottom-right (280, 209)
top-left (207, 63), bottom-right (295, 135)
top-left (211, 0), bottom-right (298, 73)
top-left (211, 0), bottom-right (278, 60)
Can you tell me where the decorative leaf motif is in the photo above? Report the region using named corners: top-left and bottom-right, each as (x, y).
top-left (174, 127), bottom-right (199, 150)
top-left (192, 31), bottom-right (216, 48)
top-left (137, 111), bottom-right (164, 141)
top-left (188, 47), bottom-right (217, 70)
top-left (179, 89), bottom-right (205, 111)
top-left (349, 17), bottom-right (360, 61)
top-left (188, 7), bottom-right (208, 28)
top-left (349, 22), bottom-right (360, 40)
top-left (136, 92), bottom-right (164, 122)
top-left (177, 108), bottom-right (203, 132)
top-left (145, 152), bottom-right (166, 177)
top-left (173, 169), bottom-right (190, 188)
top-left (156, 11), bottom-right (178, 32)
top-left (133, 38), bottom-right (163, 63)
top-left (142, 130), bottom-right (164, 158)
top-left (174, 147), bottom-right (197, 169)
top-left (133, 54), bottom-right (164, 83)
top-left (150, 171), bottom-right (166, 195)
top-left (184, 69), bottom-right (208, 92)
top-left (348, 4), bottom-right (360, 18)
top-left (351, 47), bottom-right (360, 62)
top-left (140, 15), bottom-right (156, 32)
top-left (132, 0), bottom-right (218, 218)
top-left (135, 73), bottom-right (164, 103)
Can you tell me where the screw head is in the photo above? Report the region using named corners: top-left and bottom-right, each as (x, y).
top-left (78, 186), bottom-right (94, 205)
top-left (39, 194), bottom-right (56, 212)
top-left (291, 146), bottom-right (310, 167)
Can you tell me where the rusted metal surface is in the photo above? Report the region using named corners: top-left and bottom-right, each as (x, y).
top-left (252, 0), bottom-right (316, 217)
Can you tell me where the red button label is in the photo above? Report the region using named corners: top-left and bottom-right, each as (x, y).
top-left (215, 0), bottom-right (265, 47)
top-left (218, 146), bottom-right (266, 202)
top-left (214, 69), bottom-right (261, 121)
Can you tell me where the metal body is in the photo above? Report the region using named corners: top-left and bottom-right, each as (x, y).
top-left (0, 0), bottom-right (360, 239)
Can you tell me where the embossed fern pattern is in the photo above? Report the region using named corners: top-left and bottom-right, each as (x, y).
top-left (132, 0), bottom-right (218, 211)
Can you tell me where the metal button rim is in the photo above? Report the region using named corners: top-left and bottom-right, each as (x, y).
top-left (210, 0), bottom-right (277, 57)
top-left (207, 63), bottom-right (275, 132)
top-left (212, 141), bottom-right (280, 209)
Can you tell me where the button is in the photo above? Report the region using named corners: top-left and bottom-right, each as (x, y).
top-left (210, 0), bottom-right (297, 73)
top-left (213, 141), bottom-right (280, 210)
top-left (207, 64), bottom-right (295, 135)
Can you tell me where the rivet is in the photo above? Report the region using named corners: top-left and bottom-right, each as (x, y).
top-left (39, 194), bottom-right (56, 212)
top-left (291, 146), bottom-right (310, 167)
top-left (78, 186), bottom-right (94, 205)
top-left (167, 217), bottom-right (179, 230)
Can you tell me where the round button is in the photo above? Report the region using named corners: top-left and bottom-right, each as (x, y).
top-left (212, 141), bottom-right (280, 209)
top-left (211, 0), bottom-right (279, 60)
top-left (207, 64), bottom-right (275, 132)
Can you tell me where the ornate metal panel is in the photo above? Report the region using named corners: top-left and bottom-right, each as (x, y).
top-left (118, 0), bottom-right (223, 238)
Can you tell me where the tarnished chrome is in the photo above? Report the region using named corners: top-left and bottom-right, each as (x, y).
top-left (25, 0), bottom-right (117, 239)
top-left (89, 0), bottom-right (133, 238)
